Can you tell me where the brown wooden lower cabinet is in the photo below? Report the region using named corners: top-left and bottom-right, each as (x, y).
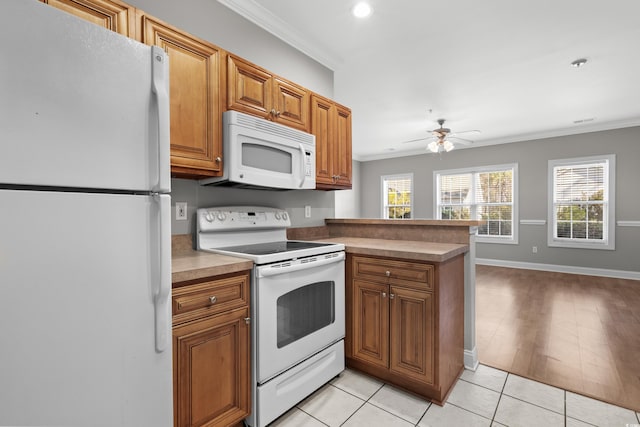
top-left (172, 271), bottom-right (251, 427)
top-left (347, 254), bottom-right (464, 405)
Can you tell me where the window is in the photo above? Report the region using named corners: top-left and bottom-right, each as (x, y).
top-left (382, 174), bottom-right (413, 219)
top-left (548, 155), bottom-right (615, 250)
top-left (434, 164), bottom-right (518, 243)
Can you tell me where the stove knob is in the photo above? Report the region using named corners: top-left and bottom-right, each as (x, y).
top-left (205, 212), bottom-right (214, 222)
top-left (282, 212), bottom-right (288, 221)
top-left (274, 212), bottom-right (281, 220)
top-left (217, 212), bottom-right (226, 221)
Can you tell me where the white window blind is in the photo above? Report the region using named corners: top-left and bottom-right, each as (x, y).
top-left (435, 164), bottom-right (517, 243)
top-left (382, 174), bottom-right (413, 219)
top-left (548, 155), bottom-right (615, 249)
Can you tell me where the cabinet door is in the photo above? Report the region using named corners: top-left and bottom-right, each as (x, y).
top-left (273, 77), bottom-right (309, 131)
top-left (138, 14), bottom-right (222, 178)
top-left (352, 280), bottom-right (389, 369)
top-left (311, 95), bottom-right (353, 189)
top-left (227, 55), bottom-right (272, 118)
top-left (389, 286), bottom-right (434, 385)
top-left (333, 104), bottom-right (352, 188)
top-left (40, 0), bottom-right (134, 36)
top-left (173, 307), bottom-right (250, 427)
top-left (311, 94), bottom-right (334, 186)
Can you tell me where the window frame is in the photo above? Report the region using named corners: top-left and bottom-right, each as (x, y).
top-left (433, 163), bottom-right (519, 244)
top-left (547, 154), bottom-right (615, 250)
top-left (381, 173), bottom-right (414, 219)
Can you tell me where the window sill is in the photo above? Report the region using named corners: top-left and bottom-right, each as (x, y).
top-left (476, 236), bottom-right (518, 245)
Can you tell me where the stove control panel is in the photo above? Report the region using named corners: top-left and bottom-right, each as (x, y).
top-left (197, 206), bottom-right (291, 232)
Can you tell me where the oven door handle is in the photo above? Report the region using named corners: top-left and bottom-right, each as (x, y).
top-left (257, 252), bottom-right (345, 278)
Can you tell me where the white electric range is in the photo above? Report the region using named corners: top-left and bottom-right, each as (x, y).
top-left (196, 206), bottom-right (346, 427)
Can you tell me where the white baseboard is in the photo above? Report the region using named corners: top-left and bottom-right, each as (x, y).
top-left (464, 347), bottom-right (479, 371)
top-left (476, 258), bottom-right (640, 281)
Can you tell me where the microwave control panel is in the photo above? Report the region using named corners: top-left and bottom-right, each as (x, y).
top-left (304, 151), bottom-right (313, 177)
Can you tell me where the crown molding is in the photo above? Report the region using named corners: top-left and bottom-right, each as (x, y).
top-left (217, 0), bottom-right (342, 70)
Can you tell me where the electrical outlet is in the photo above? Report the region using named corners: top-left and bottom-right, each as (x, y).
top-left (176, 202), bottom-right (187, 220)
top-left (304, 205), bottom-right (311, 218)
top-left (532, 246), bottom-right (538, 253)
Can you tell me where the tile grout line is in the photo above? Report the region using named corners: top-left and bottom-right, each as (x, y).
top-left (294, 405), bottom-right (330, 427)
top-left (414, 401), bottom-right (433, 427)
top-left (362, 383), bottom-right (425, 426)
top-left (490, 371), bottom-right (510, 424)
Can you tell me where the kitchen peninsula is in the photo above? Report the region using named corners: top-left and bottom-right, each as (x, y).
top-left (288, 218), bottom-right (482, 404)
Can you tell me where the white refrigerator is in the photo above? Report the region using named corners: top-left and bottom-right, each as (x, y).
top-left (0, 1), bottom-right (173, 426)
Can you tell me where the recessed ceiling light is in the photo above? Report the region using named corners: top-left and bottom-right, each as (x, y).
top-left (352, 2), bottom-right (373, 18)
top-left (570, 58), bottom-right (588, 68)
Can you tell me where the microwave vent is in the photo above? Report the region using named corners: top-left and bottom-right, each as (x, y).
top-left (233, 111), bottom-right (314, 145)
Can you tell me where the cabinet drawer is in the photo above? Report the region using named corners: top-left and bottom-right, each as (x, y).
top-left (352, 256), bottom-right (433, 290)
top-left (172, 272), bottom-right (249, 324)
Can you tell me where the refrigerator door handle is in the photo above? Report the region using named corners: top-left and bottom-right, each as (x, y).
top-left (151, 46), bottom-right (171, 193)
top-left (153, 193), bottom-right (172, 353)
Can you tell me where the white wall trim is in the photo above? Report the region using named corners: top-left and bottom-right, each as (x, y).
top-left (617, 220), bottom-right (640, 227)
top-left (217, 0), bottom-right (341, 70)
top-left (464, 347), bottom-right (479, 371)
top-left (520, 219), bottom-right (546, 225)
top-left (476, 258), bottom-right (640, 281)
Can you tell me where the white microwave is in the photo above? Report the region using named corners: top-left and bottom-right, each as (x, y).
top-left (200, 111), bottom-right (316, 190)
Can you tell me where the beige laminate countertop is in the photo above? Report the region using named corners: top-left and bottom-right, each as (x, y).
top-left (314, 237), bottom-right (468, 263)
top-left (172, 249), bottom-right (253, 285)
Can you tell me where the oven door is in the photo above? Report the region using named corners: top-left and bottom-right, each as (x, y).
top-left (254, 252), bottom-right (345, 383)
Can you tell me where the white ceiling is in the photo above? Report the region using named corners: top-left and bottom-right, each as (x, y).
top-left (219, 0), bottom-right (640, 161)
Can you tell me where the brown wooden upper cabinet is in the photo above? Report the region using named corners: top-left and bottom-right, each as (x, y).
top-left (311, 94), bottom-right (352, 189)
top-left (39, 0), bottom-right (135, 36)
top-left (137, 13), bottom-right (223, 179)
top-left (226, 54), bottom-right (310, 132)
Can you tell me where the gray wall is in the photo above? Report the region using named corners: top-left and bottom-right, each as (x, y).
top-left (125, 0), bottom-right (342, 234)
top-left (360, 127), bottom-right (640, 273)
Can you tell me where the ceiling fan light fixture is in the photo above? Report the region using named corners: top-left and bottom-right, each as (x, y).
top-left (443, 140), bottom-right (454, 152)
top-left (427, 141), bottom-right (439, 153)
top-left (352, 2), bottom-right (373, 18)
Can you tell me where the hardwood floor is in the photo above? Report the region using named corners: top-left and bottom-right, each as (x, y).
top-left (476, 265), bottom-right (640, 412)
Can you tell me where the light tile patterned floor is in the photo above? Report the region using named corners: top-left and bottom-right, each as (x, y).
top-left (268, 365), bottom-right (640, 427)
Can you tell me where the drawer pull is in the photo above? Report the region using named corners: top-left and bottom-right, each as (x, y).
top-left (209, 296), bottom-right (217, 304)
top-left (385, 270), bottom-right (391, 277)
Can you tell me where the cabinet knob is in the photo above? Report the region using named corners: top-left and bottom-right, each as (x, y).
top-left (385, 270), bottom-right (391, 277)
top-left (382, 292), bottom-right (387, 298)
top-left (390, 293), bottom-right (395, 299)
top-left (215, 156), bottom-right (221, 162)
top-left (209, 296), bottom-right (217, 304)
top-left (244, 317), bottom-right (251, 325)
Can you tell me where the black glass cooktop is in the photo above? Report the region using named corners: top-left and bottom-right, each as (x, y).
top-left (216, 240), bottom-right (335, 256)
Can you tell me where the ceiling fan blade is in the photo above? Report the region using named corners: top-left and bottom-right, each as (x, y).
top-left (449, 136), bottom-right (474, 145)
top-left (400, 137), bottom-right (431, 144)
top-left (450, 129), bottom-right (481, 137)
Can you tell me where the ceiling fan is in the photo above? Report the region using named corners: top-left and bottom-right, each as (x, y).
top-left (402, 119), bottom-right (480, 153)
